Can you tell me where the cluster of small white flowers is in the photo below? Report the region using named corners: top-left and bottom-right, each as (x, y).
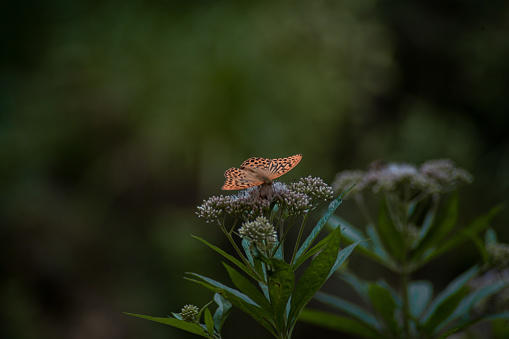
top-left (180, 304), bottom-right (199, 322)
top-left (238, 216), bottom-right (277, 249)
top-left (420, 159), bottom-right (473, 192)
top-left (196, 195), bottom-right (230, 223)
top-left (332, 159), bottom-right (473, 197)
top-left (365, 163), bottom-right (431, 193)
top-left (289, 176), bottom-right (334, 202)
top-left (227, 188), bottom-right (271, 218)
top-left (197, 177), bottom-right (336, 224)
top-left (282, 190), bottom-right (313, 214)
top-left (332, 170), bottom-right (365, 195)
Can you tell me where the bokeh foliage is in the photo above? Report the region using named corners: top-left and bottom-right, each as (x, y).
top-left (1, 0), bottom-right (508, 338)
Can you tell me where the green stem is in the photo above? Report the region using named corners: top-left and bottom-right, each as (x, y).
top-left (401, 263), bottom-right (411, 339)
top-left (290, 211), bottom-right (310, 265)
top-left (220, 223), bottom-right (264, 281)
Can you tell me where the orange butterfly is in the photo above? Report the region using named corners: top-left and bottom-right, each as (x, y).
top-left (222, 154), bottom-right (302, 190)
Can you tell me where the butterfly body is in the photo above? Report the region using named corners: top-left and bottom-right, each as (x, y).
top-left (222, 154), bottom-right (302, 190)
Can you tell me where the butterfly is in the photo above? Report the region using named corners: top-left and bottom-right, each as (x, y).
top-left (222, 154), bottom-right (302, 190)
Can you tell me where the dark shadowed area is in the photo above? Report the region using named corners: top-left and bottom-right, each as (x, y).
top-left (1, 0), bottom-right (508, 338)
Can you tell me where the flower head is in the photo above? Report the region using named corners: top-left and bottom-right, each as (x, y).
top-left (332, 159), bottom-right (473, 198)
top-left (196, 195), bottom-right (230, 224)
top-left (332, 170), bottom-right (365, 195)
top-left (197, 178), bottom-right (334, 225)
top-left (289, 176), bottom-right (334, 203)
top-left (420, 159), bottom-right (473, 192)
top-left (281, 189), bottom-right (313, 214)
top-left (180, 304), bottom-right (199, 322)
top-left (238, 216), bottom-right (277, 252)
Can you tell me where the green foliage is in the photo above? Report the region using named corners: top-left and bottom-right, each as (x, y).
top-left (302, 161), bottom-right (509, 338)
top-left (126, 294), bottom-right (231, 338)
top-left (129, 183), bottom-right (357, 338)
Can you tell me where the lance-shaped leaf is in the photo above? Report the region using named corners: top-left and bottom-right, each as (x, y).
top-left (368, 283), bottom-right (399, 336)
top-left (223, 262), bottom-right (272, 313)
top-left (292, 230), bottom-right (330, 270)
top-left (436, 277), bottom-right (509, 333)
top-left (377, 198), bottom-right (405, 261)
top-left (423, 285), bottom-right (469, 334)
top-left (204, 308), bottom-right (214, 336)
top-left (327, 241), bottom-right (361, 279)
top-left (267, 258), bottom-right (295, 332)
top-left (192, 235), bottom-right (258, 280)
top-left (299, 309), bottom-right (385, 339)
top-left (314, 291), bottom-right (379, 329)
top-left (412, 192), bottom-right (458, 262)
top-left (186, 273), bottom-right (276, 335)
top-left (125, 313), bottom-right (210, 337)
top-left (293, 187), bottom-right (352, 265)
top-left (418, 204), bottom-right (503, 267)
top-left (288, 226), bottom-right (342, 326)
top-left (213, 293), bottom-right (231, 333)
top-left (421, 265), bottom-right (479, 323)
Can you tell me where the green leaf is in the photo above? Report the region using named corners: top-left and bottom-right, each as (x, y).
top-left (422, 265), bottom-right (479, 323)
top-left (223, 262), bottom-right (271, 312)
top-left (267, 259), bottom-right (295, 332)
top-left (411, 195), bottom-right (439, 249)
top-left (204, 308), bottom-right (214, 336)
top-left (299, 309), bottom-right (384, 339)
top-left (408, 281), bottom-right (433, 318)
top-left (419, 204), bottom-right (504, 266)
top-left (288, 226), bottom-right (342, 326)
top-left (377, 198), bottom-right (405, 261)
top-left (314, 291), bottom-right (380, 329)
top-left (365, 225), bottom-right (398, 271)
top-left (185, 273), bottom-right (277, 335)
top-left (423, 285), bottom-right (470, 334)
top-left (125, 313), bottom-right (210, 337)
top-left (368, 283), bottom-right (399, 335)
top-left (192, 235), bottom-right (258, 280)
top-left (337, 271), bottom-right (370, 303)
top-left (411, 192), bottom-right (458, 262)
top-left (291, 233), bottom-right (329, 270)
top-left (213, 293), bottom-right (231, 333)
top-left (327, 215), bottom-right (391, 268)
top-left (327, 241), bottom-right (361, 278)
top-left (293, 187), bottom-right (351, 265)
top-left (437, 277), bottom-right (509, 332)
top-left (327, 214), bottom-right (366, 244)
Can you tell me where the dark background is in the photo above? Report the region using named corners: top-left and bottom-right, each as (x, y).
top-left (1, 0), bottom-right (508, 338)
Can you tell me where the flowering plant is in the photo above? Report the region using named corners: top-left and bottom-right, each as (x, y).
top-left (300, 159), bottom-right (509, 338)
top-left (127, 176), bottom-right (359, 338)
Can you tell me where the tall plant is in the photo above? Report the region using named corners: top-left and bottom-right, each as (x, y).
top-left (127, 176), bottom-right (359, 338)
top-left (300, 159), bottom-right (509, 338)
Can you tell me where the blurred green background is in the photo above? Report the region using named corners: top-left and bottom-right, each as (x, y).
top-left (1, 0), bottom-right (508, 338)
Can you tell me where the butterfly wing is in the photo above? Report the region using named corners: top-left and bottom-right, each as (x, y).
top-left (221, 154), bottom-right (302, 190)
top-left (240, 157), bottom-right (271, 171)
top-left (222, 167), bottom-right (265, 190)
top-left (268, 154), bottom-right (302, 180)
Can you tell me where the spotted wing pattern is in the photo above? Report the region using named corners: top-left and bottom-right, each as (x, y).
top-left (222, 154), bottom-right (302, 190)
top-left (267, 154), bottom-right (302, 180)
top-left (240, 157), bottom-right (272, 171)
top-left (222, 167), bottom-right (265, 190)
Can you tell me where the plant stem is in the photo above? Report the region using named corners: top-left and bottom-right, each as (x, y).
top-left (220, 224), bottom-right (264, 281)
top-left (290, 212), bottom-right (310, 265)
top-left (401, 264), bottom-right (411, 339)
